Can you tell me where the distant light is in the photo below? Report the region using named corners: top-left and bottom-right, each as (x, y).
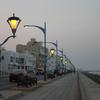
top-left (50, 48), bottom-right (55, 57)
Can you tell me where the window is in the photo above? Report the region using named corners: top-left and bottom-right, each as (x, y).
top-left (16, 57), bottom-right (24, 64)
top-left (25, 66), bottom-right (27, 70)
top-left (18, 66), bottom-right (20, 69)
top-left (1, 56), bottom-right (4, 60)
top-left (20, 58), bottom-right (24, 64)
top-left (22, 66), bottom-right (24, 69)
top-left (10, 56), bottom-right (14, 62)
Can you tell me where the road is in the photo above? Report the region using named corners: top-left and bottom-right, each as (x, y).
top-left (17, 73), bottom-right (82, 100)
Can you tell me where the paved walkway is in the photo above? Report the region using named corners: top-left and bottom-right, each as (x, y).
top-left (15, 73), bottom-right (82, 100)
top-left (79, 72), bottom-right (100, 100)
top-left (0, 90), bottom-right (23, 100)
top-left (0, 75), bottom-right (67, 100)
top-left (1, 73), bottom-right (100, 100)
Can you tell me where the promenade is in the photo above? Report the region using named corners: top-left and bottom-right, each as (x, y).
top-left (0, 73), bottom-right (100, 100)
top-left (79, 73), bottom-right (100, 100)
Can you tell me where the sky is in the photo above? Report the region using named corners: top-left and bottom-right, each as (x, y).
top-left (0, 0), bottom-right (100, 70)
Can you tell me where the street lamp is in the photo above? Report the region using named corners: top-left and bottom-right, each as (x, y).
top-left (0, 13), bottom-right (21, 46)
top-left (60, 56), bottom-right (63, 61)
top-left (0, 13), bottom-right (21, 75)
top-left (0, 14), bottom-right (21, 97)
top-left (64, 60), bottom-right (67, 64)
top-left (38, 40), bottom-right (58, 73)
top-left (7, 13), bottom-right (21, 37)
top-left (50, 48), bottom-right (55, 57)
top-left (47, 40), bottom-right (58, 71)
top-left (24, 22), bottom-right (47, 81)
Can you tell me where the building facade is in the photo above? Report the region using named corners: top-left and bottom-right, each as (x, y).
top-left (16, 38), bottom-right (48, 73)
top-left (0, 50), bottom-right (36, 77)
top-left (46, 56), bottom-right (56, 74)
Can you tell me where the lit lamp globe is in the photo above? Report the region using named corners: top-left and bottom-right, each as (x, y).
top-left (60, 56), bottom-right (63, 61)
top-left (7, 13), bottom-right (21, 37)
top-left (65, 60), bottom-right (67, 64)
top-left (50, 48), bottom-right (55, 57)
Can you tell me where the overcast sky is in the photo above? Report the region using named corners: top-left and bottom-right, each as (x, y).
top-left (0, 0), bottom-right (100, 70)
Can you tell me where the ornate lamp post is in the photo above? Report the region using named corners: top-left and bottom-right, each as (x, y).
top-left (0, 13), bottom-right (21, 46)
top-left (0, 13), bottom-right (21, 77)
top-left (0, 14), bottom-right (21, 98)
top-left (24, 22), bottom-right (47, 81)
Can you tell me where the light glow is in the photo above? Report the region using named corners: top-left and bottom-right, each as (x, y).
top-left (9, 20), bottom-right (17, 29)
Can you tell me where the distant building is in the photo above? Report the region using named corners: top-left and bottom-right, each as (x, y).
top-left (16, 38), bottom-right (48, 72)
top-left (0, 50), bottom-right (36, 77)
top-left (46, 55), bottom-right (56, 73)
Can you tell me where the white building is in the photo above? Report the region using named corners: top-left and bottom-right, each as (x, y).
top-left (0, 50), bottom-right (36, 77)
top-left (46, 56), bottom-right (56, 74)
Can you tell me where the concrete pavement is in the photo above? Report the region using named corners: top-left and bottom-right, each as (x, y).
top-left (0, 74), bottom-right (68, 100)
top-left (79, 72), bottom-right (100, 100)
top-left (1, 73), bottom-right (100, 100)
top-left (68, 73), bottom-right (82, 100)
top-left (0, 90), bottom-right (23, 100)
top-left (14, 73), bottom-right (83, 100)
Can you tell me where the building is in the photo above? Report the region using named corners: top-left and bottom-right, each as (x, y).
top-left (16, 38), bottom-right (48, 72)
top-left (0, 50), bottom-right (36, 77)
top-left (46, 55), bottom-right (56, 74)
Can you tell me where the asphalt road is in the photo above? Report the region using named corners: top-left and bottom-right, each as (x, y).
top-left (17, 73), bottom-right (82, 100)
